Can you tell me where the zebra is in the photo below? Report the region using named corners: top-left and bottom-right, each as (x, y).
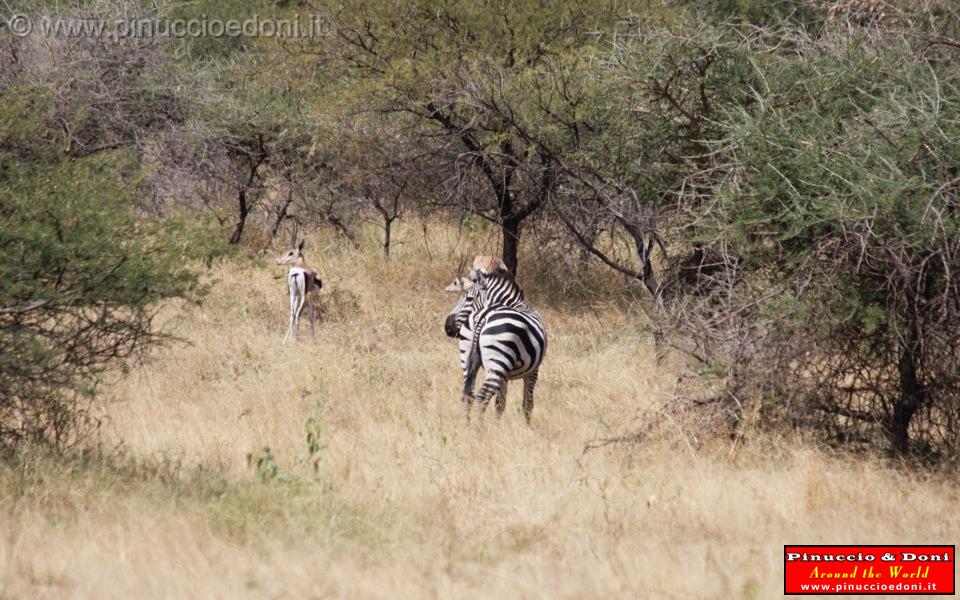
top-left (444, 267), bottom-right (547, 422)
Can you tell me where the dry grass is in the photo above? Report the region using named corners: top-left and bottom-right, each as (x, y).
top-left (1, 224), bottom-right (958, 599)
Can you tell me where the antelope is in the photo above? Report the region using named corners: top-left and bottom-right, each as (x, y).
top-left (443, 255), bottom-right (508, 293)
top-left (276, 239), bottom-right (322, 342)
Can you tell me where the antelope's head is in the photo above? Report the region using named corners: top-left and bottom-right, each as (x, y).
top-left (443, 255), bottom-right (473, 294)
top-left (443, 255), bottom-right (508, 336)
top-left (471, 255), bottom-right (508, 277)
top-left (443, 276), bottom-right (475, 294)
top-left (443, 255), bottom-right (508, 292)
top-left (276, 239), bottom-right (306, 266)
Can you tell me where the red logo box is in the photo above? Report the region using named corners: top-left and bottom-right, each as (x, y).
top-left (785, 545), bottom-right (955, 595)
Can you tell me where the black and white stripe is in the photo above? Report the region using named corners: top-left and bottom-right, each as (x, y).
top-left (444, 270), bottom-right (547, 422)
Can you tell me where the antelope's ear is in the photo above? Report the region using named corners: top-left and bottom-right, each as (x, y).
top-left (462, 278), bottom-right (475, 291)
top-left (298, 239), bottom-right (305, 251)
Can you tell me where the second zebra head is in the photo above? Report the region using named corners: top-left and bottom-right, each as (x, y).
top-left (443, 256), bottom-right (522, 337)
top-left (443, 255), bottom-right (507, 336)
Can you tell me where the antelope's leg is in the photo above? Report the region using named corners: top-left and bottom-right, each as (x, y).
top-left (283, 284), bottom-right (297, 343)
top-left (291, 274), bottom-right (308, 339)
top-left (293, 295), bottom-right (307, 338)
top-left (303, 297), bottom-right (316, 337)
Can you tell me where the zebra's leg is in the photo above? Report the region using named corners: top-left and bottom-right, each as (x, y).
top-left (522, 370), bottom-right (539, 424)
top-left (474, 371), bottom-right (505, 419)
top-left (495, 381), bottom-right (508, 417)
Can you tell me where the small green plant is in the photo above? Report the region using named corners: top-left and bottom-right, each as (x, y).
top-left (246, 419), bottom-right (326, 486)
top-left (299, 418), bottom-right (327, 474)
top-left (246, 447), bottom-right (284, 483)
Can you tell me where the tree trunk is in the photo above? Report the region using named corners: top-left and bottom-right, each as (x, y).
top-left (326, 214), bottom-right (359, 248)
top-left (641, 259), bottom-right (662, 304)
top-left (383, 216), bottom-right (393, 256)
top-left (578, 224), bottom-right (598, 268)
top-left (891, 328), bottom-right (923, 456)
top-left (228, 135), bottom-right (266, 245)
top-left (501, 217), bottom-right (521, 275)
top-left (268, 192), bottom-right (294, 244)
top-left (228, 189), bottom-right (249, 245)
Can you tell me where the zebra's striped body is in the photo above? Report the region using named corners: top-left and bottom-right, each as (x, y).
top-left (444, 271), bottom-right (547, 422)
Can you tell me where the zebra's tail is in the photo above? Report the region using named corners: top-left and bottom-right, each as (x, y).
top-left (469, 310), bottom-right (488, 363)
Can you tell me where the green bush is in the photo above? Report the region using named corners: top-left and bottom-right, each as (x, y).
top-left (0, 88), bottom-right (222, 453)
top-left (669, 25), bottom-right (960, 458)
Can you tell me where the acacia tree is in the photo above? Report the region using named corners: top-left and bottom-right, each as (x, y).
top-left (317, 0), bottom-right (623, 274)
top-left (0, 90), bottom-right (218, 452)
top-left (666, 19), bottom-right (960, 458)
top-left (0, 0), bottom-right (235, 452)
top-left (538, 20), bottom-right (759, 302)
top-left (329, 115), bottom-right (433, 256)
top-left (188, 51), bottom-right (303, 246)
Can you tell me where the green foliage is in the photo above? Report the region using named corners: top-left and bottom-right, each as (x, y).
top-left (671, 22), bottom-right (960, 457)
top-left (167, 0), bottom-right (268, 58)
top-left (247, 447), bottom-right (285, 482)
top-left (246, 419), bottom-right (329, 484)
top-left (300, 418), bottom-right (327, 474)
top-left (0, 86), bottom-right (223, 453)
top-left (4, 0), bottom-right (959, 462)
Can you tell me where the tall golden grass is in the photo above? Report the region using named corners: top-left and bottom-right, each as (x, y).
top-left (1, 224), bottom-right (957, 599)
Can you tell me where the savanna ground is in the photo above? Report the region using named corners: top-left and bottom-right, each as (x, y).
top-left (1, 225), bottom-right (957, 599)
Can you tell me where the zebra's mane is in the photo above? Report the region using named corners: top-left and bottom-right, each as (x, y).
top-left (474, 270), bottom-right (526, 304)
